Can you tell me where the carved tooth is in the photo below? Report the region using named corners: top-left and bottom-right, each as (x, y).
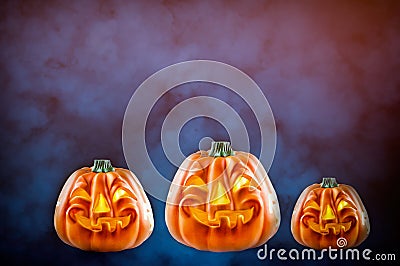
top-left (330, 224), bottom-right (340, 235)
top-left (189, 207), bottom-right (255, 228)
top-left (308, 221), bottom-right (329, 235)
top-left (107, 220), bottom-right (116, 233)
top-left (307, 221), bottom-right (353, 235)
top-left (237, 214), bottom-right (245, 225)
top-left (75, 214), bottom-right (132, 232)
top-left (190, 207), bottom-right (213, 227)
top-left (343, 221), bottom-right (352, 232)
top-left (75, 214), bottom-right (95, 231)
top-left (243, 207), bottom-right (254, 224)
top-left (121, 214), bottom-right (131, 229)
top-left (219, 216), bottom-right (236, 229)
top-left (215, 211), bottom-right (235, 228)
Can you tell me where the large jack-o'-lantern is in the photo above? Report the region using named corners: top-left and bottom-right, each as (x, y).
top-left (54, 160), bottom-right (154, 252)
top-left (165, 141), bottom-right (280, 252)
top-left (291, 177), bottom-right (370, 249)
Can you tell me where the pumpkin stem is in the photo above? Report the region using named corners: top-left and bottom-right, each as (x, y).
top-left (91, 159), bottom-right (115, 173)
top-left (208, 141), bottom-right (235, 157)
top-left (321, 177), bottom-right (339, 188)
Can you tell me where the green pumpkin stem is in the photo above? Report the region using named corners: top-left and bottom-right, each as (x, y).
top-left (208, 141), bottom-right (235, 157)
top-left (321, 177), bottom-right (339, 188)
top-left (91, 159), bottom-right (115, 173)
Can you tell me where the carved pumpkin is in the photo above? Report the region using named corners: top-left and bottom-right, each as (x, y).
top-left (54, 160), bottom-right (154, 252)
top-left (291, 177), bottom-right (370, 249)
top-left (165, 141), bottom-right (280, 252)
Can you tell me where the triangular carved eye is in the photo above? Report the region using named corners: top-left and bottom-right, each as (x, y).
top-left (185, 176), bottom-right (207, 187)
top-left (232, 176), bottom-right (251, 193)
top-left (337, 200), bottom-right (354, 211)
top-left (113, 188), bottom-right (135, 202)
top-left (303, 200), bottom-right (321, 211)
top-left (70, 188), bottom-right (91, 202)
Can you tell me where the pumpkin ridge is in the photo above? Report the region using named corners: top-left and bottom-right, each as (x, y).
top-left (54, 160), bottom-right (154, 251)
top-left (165, 142), bottom-right (280, 252)
top-left (291, 178), bottom-right (370, 249)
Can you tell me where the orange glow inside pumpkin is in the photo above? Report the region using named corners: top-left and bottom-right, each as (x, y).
top-left (68, 183), bottom-right (137, 233)
top-left (55, 159), bottom-right (155, 252)
top-left (165, 142), bottom-right (281, 252)
top-left (189, 207), bottom-right (254, 229)
top-left (301, 191), bottom-right (357, 236)
top-left (183, 174), bottom-right (257, 229)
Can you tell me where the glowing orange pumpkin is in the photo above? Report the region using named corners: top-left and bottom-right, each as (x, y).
top-left (291, 177), bottom-right (370, 249)
top-left (165, 141), bottom-right (280, 252)
top-left (54, 160), bottom-right (154, 252)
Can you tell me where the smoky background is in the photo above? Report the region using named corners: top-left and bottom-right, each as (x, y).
top-left (1, 0), bottom-right (399, 265)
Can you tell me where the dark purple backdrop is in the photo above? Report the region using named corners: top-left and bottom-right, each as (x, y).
top-left (1, 1), bottom-right (399, 265)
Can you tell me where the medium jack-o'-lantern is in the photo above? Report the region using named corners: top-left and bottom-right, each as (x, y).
top-left (291, 177), bottom-right (370, 249)
top-left (165, 141), bottom-right (280, 252)
top-left (54, 160), bottom-right (154, 252)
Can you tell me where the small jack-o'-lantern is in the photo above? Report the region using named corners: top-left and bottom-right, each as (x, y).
top-left (165, 141), bottom-right (280, 252)
top-left (291, 177), bottom-right (370, 249)
top-left (54, 160), bottom-right (154, 252)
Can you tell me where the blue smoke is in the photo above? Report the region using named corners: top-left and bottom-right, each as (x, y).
top-left (1, 1), bottom-right (399, 265)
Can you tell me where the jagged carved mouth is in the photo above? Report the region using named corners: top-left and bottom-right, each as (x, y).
top-left (75, 214), bottom-right (131, 232)
top-left (307, 221), bottom-right (352, 235)
top-left (189, 207), bottom-right (254, 229)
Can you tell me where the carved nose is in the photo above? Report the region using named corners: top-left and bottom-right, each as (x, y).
top-left (93, 193), bottom-right (111, 213)
top-left (210, 182), bottom-right (230, 205)
top-left (321, 204), bottom-right (336, 220)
